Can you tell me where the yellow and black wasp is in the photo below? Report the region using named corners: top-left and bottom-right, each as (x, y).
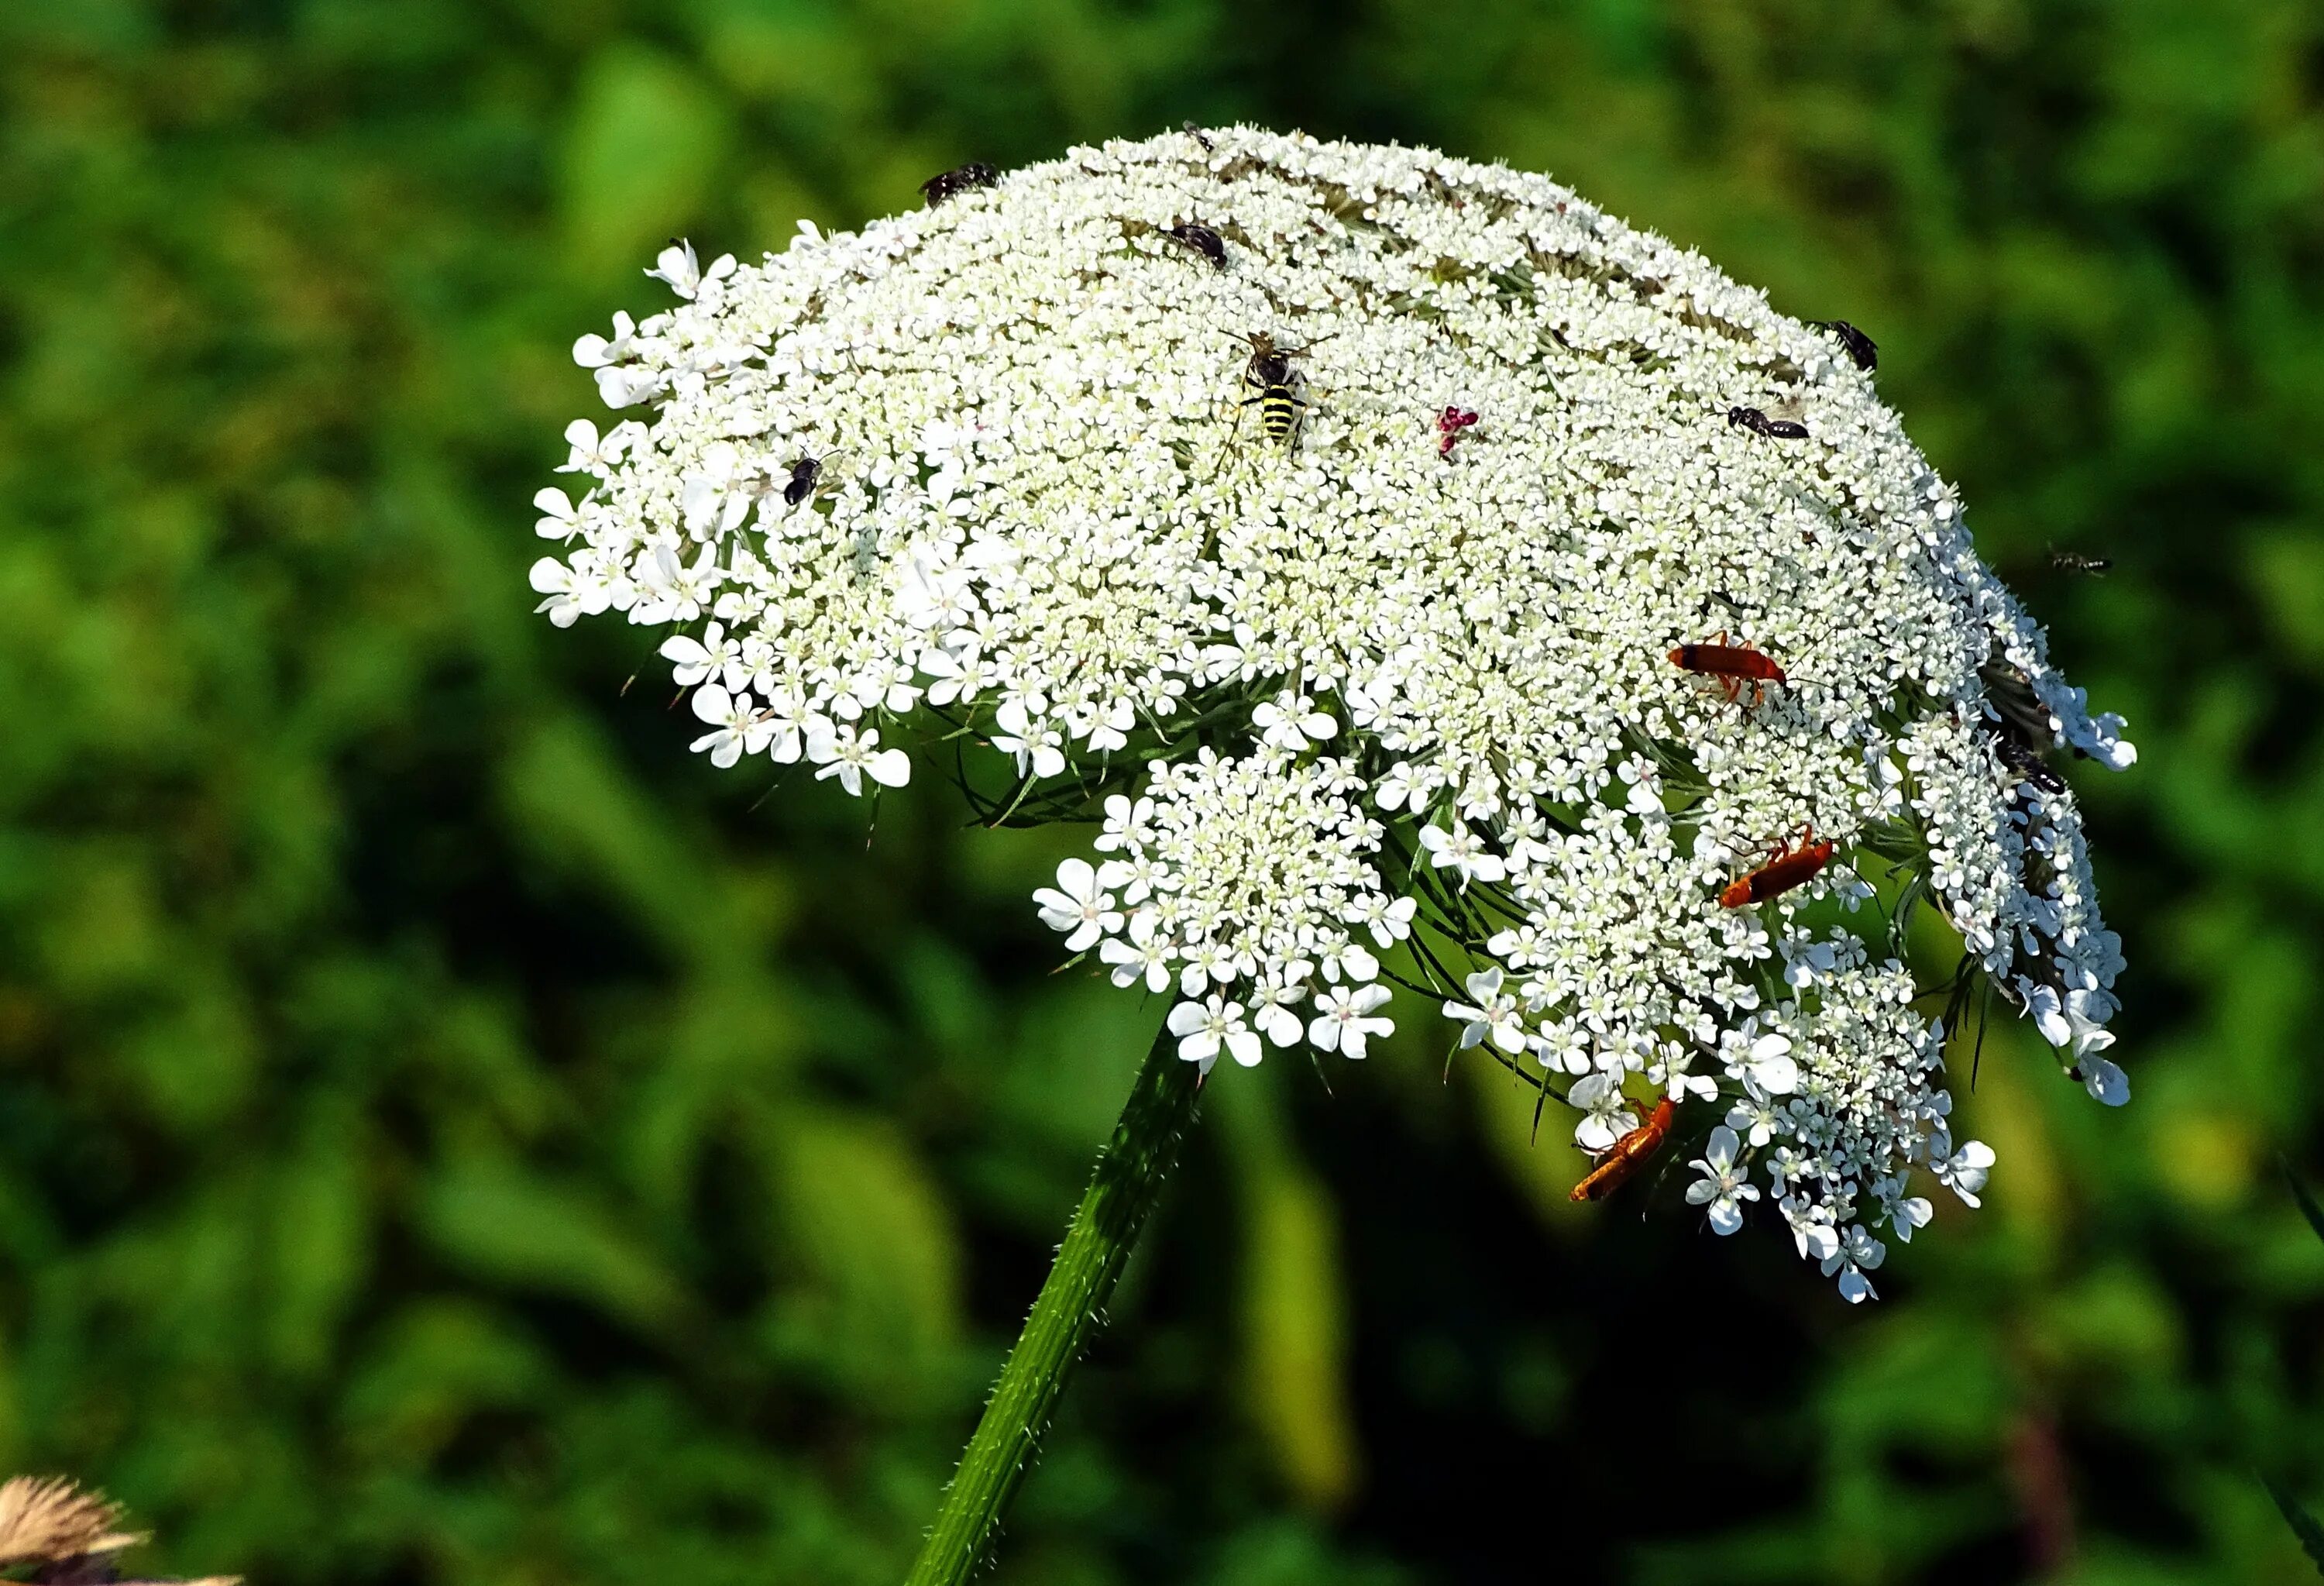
top-left (1235, 329), bottom-right (1329, 446)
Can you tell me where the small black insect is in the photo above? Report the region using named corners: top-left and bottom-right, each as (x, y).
top-left (1164, 222), bottom-right (1226, 268)
top-left (1996, 735), bottom-right (2068, 798)
top-left (1181, 119), bottom-right (1214, 150)
top-left (1728, 405), bottom-right (1810, 440)
top-left (920, 162), bottom-right (999, 207)
top-left (782, 456), bottom-right (823, 507)
top-left (1810, 319), bottom-right (1879, 371)
top-left (2048, 548), bottom-right (2113, 576)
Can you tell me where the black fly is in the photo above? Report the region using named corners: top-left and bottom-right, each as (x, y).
top-left (1809, 319), bottom-right (1878, 371)
top-left (1728, 405), bottom-right (1810, 440)
top-left (920, 162), bottom-right (999, 207)
top-left (1164, 222), bottom-right (1226, 268)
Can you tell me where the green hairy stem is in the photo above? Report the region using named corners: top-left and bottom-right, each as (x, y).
top-left (906, 1020), bottom-right (1202, 1585)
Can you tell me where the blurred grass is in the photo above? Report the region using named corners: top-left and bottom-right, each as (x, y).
top-left (2, 2), bottom-right (2323, 1582)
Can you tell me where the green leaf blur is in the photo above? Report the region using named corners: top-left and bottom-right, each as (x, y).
top-left (2, 3), bottom-right (2319, 1582)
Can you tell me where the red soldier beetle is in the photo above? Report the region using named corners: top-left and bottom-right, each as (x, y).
top-left (1669, 631), bottom-right (1787, 707)
top-left (1719, 825), bottom-right (1837, 908)
top-left (1570, 1095), bottom-right (1679, 1202)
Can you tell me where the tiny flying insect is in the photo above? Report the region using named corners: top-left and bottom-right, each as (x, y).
top-left (1719, 825), bottom-right (1837, 908)
top-left (1164, 222), bottom-right (1227, 268)
top-left (1669, 631), bottom-right (1787, 707)
top-left (920, 162), bottom-right (999, 207)
top-left (1728, 405), bottom-right (1810, 440)
top-left (1569, 1096), bottom-right (1679, 1202)
top-left (2047, 547), bottom-right (2112, 576)
top-left (1808, 319), bottom-right (1879, 371)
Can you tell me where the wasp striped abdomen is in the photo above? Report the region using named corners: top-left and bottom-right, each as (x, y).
top-left (1258, 382), bottom-right (1300, 440)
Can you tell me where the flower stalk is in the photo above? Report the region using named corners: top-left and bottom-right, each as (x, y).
top-left (906, 1019), bottom-right (1202, 1585)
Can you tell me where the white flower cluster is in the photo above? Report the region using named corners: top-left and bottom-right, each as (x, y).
top-left (1077, 747), bottom-right (1404, 1064)
top-left (531, 128), bottom-right (2133, 1298)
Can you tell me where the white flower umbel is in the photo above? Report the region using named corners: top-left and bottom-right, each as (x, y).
top-left (1085, 748), bottom-right (1392, 1051)
top-left (534, 126), bottom-right (2134, 1299)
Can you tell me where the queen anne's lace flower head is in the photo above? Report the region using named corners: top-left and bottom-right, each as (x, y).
top-left (532, 126), bottom-right (2133, 1299)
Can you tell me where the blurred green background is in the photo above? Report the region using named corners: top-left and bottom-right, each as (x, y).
top-left (3, 2), bottom-right (2322, 1582)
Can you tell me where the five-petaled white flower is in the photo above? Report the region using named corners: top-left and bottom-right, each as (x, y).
top-left (1253, 693), bottom-right (1339, 752)
top-left (1886, 1190), bottom-right (1934, 1244)
top-left (1616, 755), bottom-right (1664, 817)
top-left (1309, 983), bottom-right (1394, 1059)
top-left (1442, 969), bottom-right (1526, 1054)
top-left (1099, 913), bottom-right (1174, 993)
top-left (688, 683), bottom-right (771, 769)
top-left (1350, 893), bottom-right (1417, 948)
top-left (1930, 1134), bottom-right (1997, 1206)
top-left (1686, 1125), bottom-right (1762, 1235)
top-left (1730, 1030), bottom-right (1800, 1098)
top-left (1531, 1021), bottom-right (1593, 1076)
top-left (533, 487), bottom-right (581, 541)
top-left (1418, 823), bottom-right (1506, 889)
top-left (2027, 983), bottom-right (2117, 1061)
top-left (1033, 858), bottom-right (1126, 951)
top-left (808, 724), bottom-right (913, 796)
top-left (1569, 1072), bottom-right (1641, 1154)
top-left (646, 239), bottom-right (736, 301)
top-left (558, 418), bottom-right (632, 475)
top-left (572, 310), bottom-right (637, 370)
top-left (1823, 1226), bottom-right (1886, 1305)
top-left (1168, 994), bottom-right (1261, 1069)
top-left (992, 698), bottom-right (1067, 779)
top-left (528, 554), bottom-right (611, 627)
top-left (1725, 1093), bottom-right (1782, 1150)
top-left (661, 623), bottom-right (741, 690)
